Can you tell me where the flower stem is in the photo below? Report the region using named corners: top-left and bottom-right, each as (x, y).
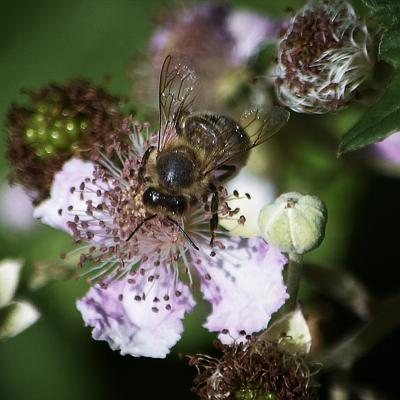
top-left (283, 254), bottom-right (303, 313)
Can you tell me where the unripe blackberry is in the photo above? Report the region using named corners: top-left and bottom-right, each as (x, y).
top-left (23, 101), bottom-right (89, 160)
top-left (6, 80), bottom-right (124, 202)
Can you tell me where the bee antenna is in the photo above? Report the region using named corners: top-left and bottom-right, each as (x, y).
top-left (126, 214), bottom-right (157, 242)
top-left (166, 216), bottom-right (199, 251)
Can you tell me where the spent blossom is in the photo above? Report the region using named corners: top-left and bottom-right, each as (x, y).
top-left (189, 336), bottom-right (317, 400)
top-left (34, 119), bottom-right (288, 357)
top-left (6, 79), bottom-right (123, 202)
top-left (275, 0), bottom-right (374, 114)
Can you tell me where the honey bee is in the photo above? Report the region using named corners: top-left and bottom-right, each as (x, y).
top-left (129, 55), bottom-right (289, 248)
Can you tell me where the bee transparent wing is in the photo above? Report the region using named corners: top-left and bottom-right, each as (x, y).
top-left (158, 54), bottom-right (198, 151)
top-left (239, 106), bottom-right (290, 147)
top-left (203, 106), bottom-right (290, 175)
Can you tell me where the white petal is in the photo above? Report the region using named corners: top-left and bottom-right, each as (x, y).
top-left (0, 301), bottom-right (40, 340)
top-left (77, 268), bottom-right (195, 358)
top-left (200, 237), bottom-right (288, 344)
top-left (220, 172), bottom-right (276, 238)
top-left (33, 158), bottom-right (97, 234)
top-left (0, 259), bottom-right (23, 308)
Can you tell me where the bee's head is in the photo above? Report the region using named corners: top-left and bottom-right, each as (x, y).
top-left (156, 149), bottom-right (195, 191)
top-left (143, 187), bottom-right (187, 215)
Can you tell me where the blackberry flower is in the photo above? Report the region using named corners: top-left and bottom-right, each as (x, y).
top-left (275, 0), bottom-right (374, 114)
top-left (34, 119), bottom-right (288, 358)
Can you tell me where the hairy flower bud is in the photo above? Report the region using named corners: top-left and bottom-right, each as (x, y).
top-left (259, 192), bottom-right (327, 255)
top-left (275, 0), bottom-right (374, 114)
top-left (6, 80), bottom-right (123, 202)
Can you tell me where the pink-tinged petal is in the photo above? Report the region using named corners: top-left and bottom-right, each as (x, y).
top-left (199, 237), bottom-right (288, 344)
top-left (76, 268), bottom-right (195, 358)
top-left (227, 11), bottom-right (286, 65)
top-left (372, 131), bottom-right (400, 165)
top-left (33, 158), bottom-right (97, 234)
top-left (0, 184), bottom-right (36, 231)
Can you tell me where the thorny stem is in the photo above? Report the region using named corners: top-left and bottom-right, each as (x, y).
top-left (316, 292), bottom-right (400, 371)
top-left (283, 254), bottom-right (303, 314)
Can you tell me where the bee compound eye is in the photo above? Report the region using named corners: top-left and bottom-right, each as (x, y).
top-left (170, 196), bottom-right (187, 215)
top-left (143, 187), bottom-right (160, 207)
top-left (143, 187), bottom-right (187, 215)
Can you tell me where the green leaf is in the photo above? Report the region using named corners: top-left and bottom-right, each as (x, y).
top-left (339, 71), bottom-right (400, 154)
top-left (362, 0), bottom-right (400, 63)
top-left (362, 0), bottom-right (400, 26)
top-left (379, 28), bottom-right (400, 67)
top-left (338, 0), bottom-right (400, 153)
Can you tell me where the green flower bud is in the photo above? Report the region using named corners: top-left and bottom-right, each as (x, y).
top-left (259, 192), bottom-right (327, 255)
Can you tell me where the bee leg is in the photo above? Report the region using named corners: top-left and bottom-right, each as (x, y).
top-left (166, 216), bottom-right (199, 251)
top-left (138, 146), bottom-right (155, 183)
top-left (215, 164), bottom-right (236, 183)
top-left (126, 214), bottom-right (157, 241)
top-left (209, 183), bottom-right (219, 247)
